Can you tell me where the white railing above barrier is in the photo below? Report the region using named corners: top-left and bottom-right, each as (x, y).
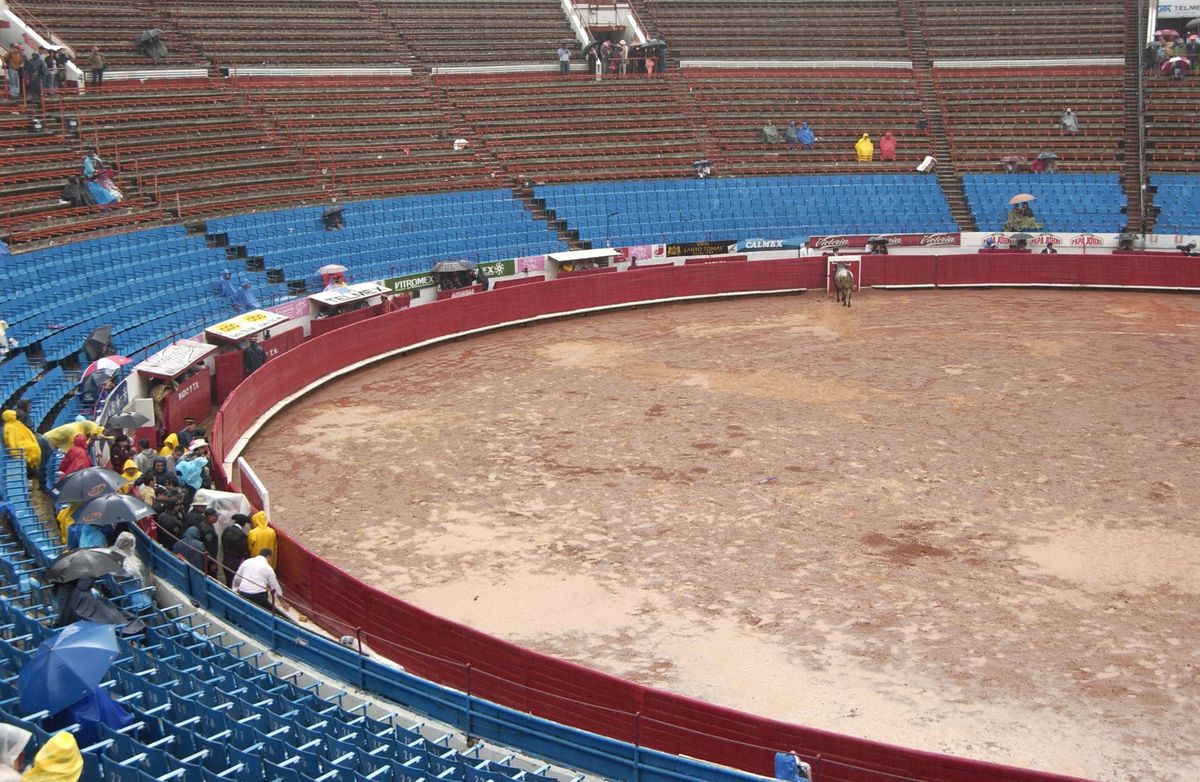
top-left (932, 57), bottom-right (1124, 68)
top-left (680, 58), bottom-right (912, 69)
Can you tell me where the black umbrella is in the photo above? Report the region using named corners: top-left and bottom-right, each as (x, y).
top-left (1187, 18), bottom-right (1200, 30)
top-left (53, 467), bottom-right (125, 504)
top-left (867, 235), bottom-right (892, 244)
top-left (322, 205), bottom-right (344, 218)
top-left (136, 29), bottom-right (163, 44)
top-left (431, 260), bottom-right (475, 273)
top-left (582, 40), bottom-right (601, 57)
top-left (1008, 232), bottom-right (1034, 241)
top-left (44, 548), bottom-right (125, 584)
top-left (74, 494), bottom-right (154, 527)
top-left (82, 325), bottom-right (115, 362)
top-left (105, 412), bottom-right (150, 429)
top-left (1036, 152), bottom-right (1060, 161)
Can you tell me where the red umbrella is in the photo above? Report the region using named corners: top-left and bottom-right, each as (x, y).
top-left (1163, 56), bottom-right (1191, 73)
top-left (1156, 28), bottom-right (1180, 39)
top-left (81, 355), bottom-right (132, 379)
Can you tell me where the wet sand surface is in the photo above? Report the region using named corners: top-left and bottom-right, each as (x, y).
top-left (243, 290), bottom-right (1200, 782)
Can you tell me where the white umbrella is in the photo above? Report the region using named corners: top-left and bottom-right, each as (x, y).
top-left (317, 264), bottom-right (347, 275)
top-left (1008, 193), bottom-right (1036, 205)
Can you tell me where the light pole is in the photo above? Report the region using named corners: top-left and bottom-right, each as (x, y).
top-left (606, 211), bottom-right (620, 247)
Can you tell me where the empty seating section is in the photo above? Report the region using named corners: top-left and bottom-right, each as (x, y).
top-left (0, 450), bottom-right (589, 782)
top-left (1150, 175), bottom-right (1200, 233)
top-left (377, 0), bottom-right (575, 65)
top-left (918, 0), bottom-right (1124, 60)
top-left (9, 0), bottom-right (205, 69)
top-left (683, 69), bottom-right (928, 176)
top-left (0, 226), bottom-right (235, 364)
top-left (537, 175), bottom-right (956, 247)
top-left (933, 67), bottom-right (1124, 172)
top-left (206, 190), bottom-right (566, 288)
top-left (164, 0), bottom-right (409, 66)
top-left (636, 0), bottom-right (908, 60)
top-left (963, 174), bottom-right (1124, 233)
top-left (1144, 79), bottom-right (1200, 173)
top-left (49, 79), bottom-right (327, 217)
top-left (232, 77), bottom-right (496, 199)
top-left (440, 74), bottom-right (706, 183)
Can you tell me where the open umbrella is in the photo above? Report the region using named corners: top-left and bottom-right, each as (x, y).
top-left (1156, 28), bottom-right (1180, 39)
top-left (1008, 232), bottom-right (1034, 241)
top-left (53, 467), bottom-right (125, 504)
top-left (74, 494), bottom-right (154, 527)
top-left (82, 326), bottom-right (115, 362)
top-left (867, 235), bottom-right (894, 244)
top-left (431, 260), bottom-right (475, 273)
top-left (1187, 18), bottom-right (1200, 31)
top-left (18, 622), bottom-right (120, 714)
top-left (1162, 56), bottom-right (1191, 73)
top-left (1036, 152), bottom-right (1060, 161)
top-left (44, 549), bottom-right (126, 584)
top-left (1008, 193), bottom-right (1036, 205)
top-left (135, 29), bottom-right (163, 44)
top-left (81, 356), bottom-right (132, 380)
top-left (317, 264), bottom-right (347, 275)
top-left (1000, 155), bottom-right (1026, 164)
top-left (104, 412), bottom-right (150, 430)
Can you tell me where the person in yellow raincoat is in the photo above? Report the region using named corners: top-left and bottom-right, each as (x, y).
top-left (20, 731), bottom-right (81, 782)
top-left (855, 133), bottom-right (874, 162)
top-left (118, 460), bottom-right (141, 495)
top-left (43, 420), bottom-right (106, 452)
top-left (2, 410), bottom-right (41, 472)
top-left (247, 511), bottom-right (277, 568)
top-left (158, 433), bottom-right (178, 458)
top-left (56, 504), bottom-right (78, 544)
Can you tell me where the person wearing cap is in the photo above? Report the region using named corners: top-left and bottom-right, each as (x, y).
top-left (222, 514), bottom-right (252, 586)
top-left (198, 508), bottom-right (220, 574)
top-left (617, 40), bottom-right (629, 75)
top-left (232, 547), bottom-right (282, 611)
top-left (19, 731), bottom-right (80, 782)
top-left (177, 418), bottom-right (198, 449)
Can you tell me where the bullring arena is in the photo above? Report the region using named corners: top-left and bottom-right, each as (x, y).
top-left (242, 287), bottom-right (1200, 782)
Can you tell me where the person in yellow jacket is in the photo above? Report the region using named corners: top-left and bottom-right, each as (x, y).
top-left (20, 731), bottom-right (82, 782)
top-left (118, 460), bottom-right (141, 495)
top-left (158, 433), bottom-right (178, 458)
top-left (247, 511), bottom-right (277, 568)
top-left (2, 410), bottom-right (41, 471)
top-left (55, 504), bottom-right (77, 544)
top-left (854, 133), bottom-right (874, 162)
top-left (43, 420), bottom-right (107, 452)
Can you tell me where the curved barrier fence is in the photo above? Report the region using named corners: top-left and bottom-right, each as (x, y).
top-left (209, 254), bottom-right (1198, 782)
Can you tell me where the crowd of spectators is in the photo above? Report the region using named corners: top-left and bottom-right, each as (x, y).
top-left (757, 124), bottom-right (898, 162)
top-left (1, 45), bottom-right (72, 102)
top-left (1146, 32), bottom-right (1198, 79)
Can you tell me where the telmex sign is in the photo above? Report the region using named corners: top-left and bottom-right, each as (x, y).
top-left (1158, 3), bottom-right (1200, 14)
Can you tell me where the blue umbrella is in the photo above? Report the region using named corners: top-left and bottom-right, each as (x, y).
top-left (18, 621), bottom-right (119, 714)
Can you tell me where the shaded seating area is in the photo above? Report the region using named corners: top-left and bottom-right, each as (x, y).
top-left (231, 77), bottom-right (496, 199)
top-left (918, 0), bottom-right (1124, 60)
top-left (164, 0), bottom-right (409, 66)
top-left (536, 174), bottom-right (956, 247)
top-left (963, 173), bottom-right (1124, 233)
top-left (636, 0), bottom-right (908, 60)
top-left (377, 0), bottom-right (576, 65)
top-left (932, 67), bottom-right (1125, 172)
top-left (440, 74), bottom-right (707, 183)
top-left (1149, 175), bottom-right (1200, 234)
top-left (10, 0), bottom-right (206, 70)
top-left (682, 68), bottom-right (929, 175)
top-left (206, 190), bottom-right (566, 290)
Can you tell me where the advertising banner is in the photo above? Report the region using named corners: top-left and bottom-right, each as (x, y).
top-left (516, 254), bottom-right (546, 273)
top-left (136, 339), bottom-right (218, 380)
top-left (665, 239), bottom-right (737, 257)
top-left (806, 233), bottom-right (961, 251)
top-left (383, 271), bottom-right (437, 292)
top-left (477, 259), bottom-right (517, 278)
top-left (205, 310), bottom-right (289, 343)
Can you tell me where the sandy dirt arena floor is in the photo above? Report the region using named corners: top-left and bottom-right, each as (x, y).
top-left (243, 289), bottom-right (1200, 782)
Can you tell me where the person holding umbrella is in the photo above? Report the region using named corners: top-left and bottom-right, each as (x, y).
top-left (557, 43), bottom-right (571, 77)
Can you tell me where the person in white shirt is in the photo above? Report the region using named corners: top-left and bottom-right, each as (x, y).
top-left (231, 548), bottom-right (281, 611)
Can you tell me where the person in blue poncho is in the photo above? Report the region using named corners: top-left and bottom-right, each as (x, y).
top-left (797, 122), bottom-right (815, 149)
top-left (231, 281), bottom-right (259, 312)
top-left (81, 151), bottom-right (122, 207)
top-left (217, 269), bottom-right (238, 303)
top-left (43, 683), bottom-right (134, 748)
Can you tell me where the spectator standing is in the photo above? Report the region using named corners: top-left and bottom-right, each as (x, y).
top-left (243, 337), bottom-right (267, 375)
top-left (177, 418), bottom-right (198, 449)
top-left (88, 47), bottom-right (105, 89)
top-left (1060, 108), bottom-right (1078, 133)
top-left (618, 40), bottom-right (629, 75)
top-left (132, 438), bottom-right (157, 474)
top-left (599, 39), bottom-right (612, 77)
top-left (23, 52), bottom-right (45, 104)
top-left (221, 514), bottom-right (252, 586)
top-left (879, 131), bottom-right (897, 161)
top-left (5, 47), bottom-right (24, 99)
top-left (43, 50), bottom-right (57, 92)
top-left (172, 526), bottom-right (206, 571)
top-left (247, 510), bottom-right (277, 567)
top-left (556, 44), bottom-right (570, 78)
top-left (54, 50), bottom-right (70, 89)
top-left (644, 50), bottom-right (655, 76)
top-left (232, 548), bottom-right (282, 611)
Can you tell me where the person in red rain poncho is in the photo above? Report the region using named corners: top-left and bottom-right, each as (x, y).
top-left (879, 131), bottom-right (897, 161)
